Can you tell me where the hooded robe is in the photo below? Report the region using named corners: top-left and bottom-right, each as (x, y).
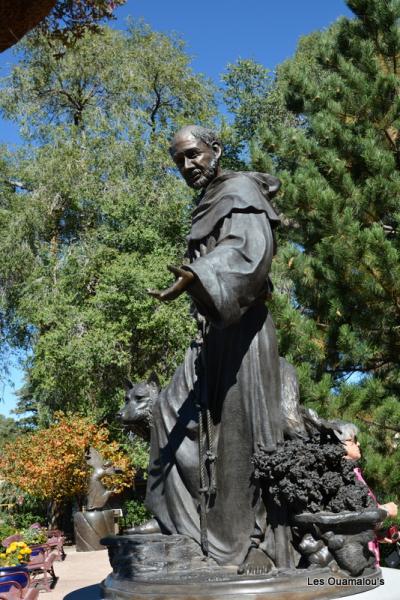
top-left (146, 171), bottom-right (289, 567)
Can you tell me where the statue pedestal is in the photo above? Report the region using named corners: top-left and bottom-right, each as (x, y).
top-left (74, 509), bottom-right (115, 552)
top-left (100, 534), bottom-right (382, 600)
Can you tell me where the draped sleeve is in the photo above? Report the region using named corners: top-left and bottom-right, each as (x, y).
top-left (185, 209), bottom-right (274, 329)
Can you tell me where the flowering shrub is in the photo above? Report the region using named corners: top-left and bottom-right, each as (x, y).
top-left (0, 413), bottom-right (134, 505)
top-left (0, 542), bottom-right (32, 567)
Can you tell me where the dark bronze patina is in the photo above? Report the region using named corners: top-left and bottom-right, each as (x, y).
top-left (74, 447), bottom-right (122, 551)
top-left (102, 126), bottom-right (383, 598)
top-left (146, 125), bottom-right (284, 570)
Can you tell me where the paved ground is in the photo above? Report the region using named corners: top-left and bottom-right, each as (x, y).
top-left (352, 567), bottom-right (400, 599)
top-left (41, 545), bottom-right (111, 600)
top-left (36, 547), bottom-right (400, 599)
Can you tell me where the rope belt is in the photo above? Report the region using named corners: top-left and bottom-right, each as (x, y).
top-left (196, 320), bottom-right (217, 557)
top-left (198, 405), bottom-right (217, 556)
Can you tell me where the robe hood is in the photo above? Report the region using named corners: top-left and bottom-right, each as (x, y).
top-left (188, 170), bottom-right (281, 242)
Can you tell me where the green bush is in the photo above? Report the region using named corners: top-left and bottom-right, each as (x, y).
top-left (0, 483), bottom-right (47, 530)
top-left (0, 520), bottom-right (16, 542)
top-left (12, 513), bottom-right (45, 530)
top-left (121, 499), bottom-right (151, 527)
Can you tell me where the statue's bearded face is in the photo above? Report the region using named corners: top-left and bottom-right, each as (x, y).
top-left (170, 134), bottom-right (221, 190)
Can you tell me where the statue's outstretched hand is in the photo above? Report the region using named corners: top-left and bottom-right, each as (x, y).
top-left (148, 265), bottom-right (194, 302)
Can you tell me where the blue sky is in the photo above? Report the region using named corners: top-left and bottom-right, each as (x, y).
top-left (0, 0), bottom-right (353, 416)
top-left (113, 0), bottom-right (352, 79)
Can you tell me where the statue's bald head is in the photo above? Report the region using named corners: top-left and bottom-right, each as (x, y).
top-left (169, 125), bottom-right (222, 189)
top-left (170, 125), bottom-right (222, 152)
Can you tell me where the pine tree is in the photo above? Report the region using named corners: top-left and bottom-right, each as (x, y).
top-left (253, 0), bottom-right (400, 499)
top-left (220, 56), bottom-right (332, 408)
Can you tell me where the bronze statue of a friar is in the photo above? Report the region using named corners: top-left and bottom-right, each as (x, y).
top-left (103, 126), bottom-right (386, 599)
top-left (136, 125), bottom-right (289, 572)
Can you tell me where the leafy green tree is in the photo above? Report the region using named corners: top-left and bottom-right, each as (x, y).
top-left (0, 24), bottom-right (216, 424)
top-left (221, 58), bottom-right (273, 167)
top-left (252, 0), bottom-right (400, 499)
top-left (221, 58), bottom-right (298, 169)
top-left (11, 379), bottom-right (39, 430)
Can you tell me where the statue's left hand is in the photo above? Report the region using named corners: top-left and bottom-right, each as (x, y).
top-left (148, 265), bottom-right (194, 302)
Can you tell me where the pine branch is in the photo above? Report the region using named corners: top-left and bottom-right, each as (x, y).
top-left (357, 416), bottom-right (400, 434)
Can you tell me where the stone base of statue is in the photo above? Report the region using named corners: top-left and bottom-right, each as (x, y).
top-left (74, 509), bottom-right (115, 552)
top-left (100, 534), bottom-right (382, 600)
